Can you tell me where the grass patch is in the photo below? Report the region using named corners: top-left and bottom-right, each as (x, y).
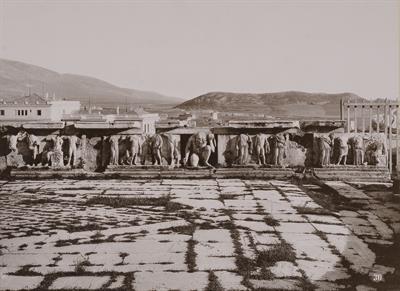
top-left (18, 243), bottom-right (28, 251)
top-left (85, 195), bottom-right (191, 211)
top-left (161, 224), bottom-right (196, 235)
top-left (66, 223), bottom-right (106, 233)
top-left (90, 230), bottom-right (105, 242)
top-left (219, 193), bottom-right (237, 200)
top-left (54, 238), bottom-right (80, 247)
top-left (119, 252), bottom-right (129, 265)
top-left (236, 255), bottom-right (256, 277)
top-left (165, 201), bottom-right (192, 212)
top-left (256, 241), bottom-right (296, 266)
top-left (205, 271), bottom-right (224, 291)
top-left (298, 270), bottom-right (317, 291)
top-left (186, 238), bottom-right (198, 272)
top-left (313, 230), bottom-right (328, 241)
top-left (123, 272), bottom-right (135, 290)
top-left (74, 255), bottom-right (91, 273)
top-left (263, 215), bottom-right (280, 227)
top-left (85, 195), bottom-right (169, 207)
top-left (296, 206), bottom-right (332, 216)
top-left (11, 265), bottom-right (41, 276)
top-left (252, 267), bottom-right (275, 280)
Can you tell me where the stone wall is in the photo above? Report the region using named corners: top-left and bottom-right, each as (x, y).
top-left (217, 133), bottom-right (307, 167)
top-left (0, 127), bottom-right (182, 172)
top-left (0, 123), bottom-right (389, 172)
top-left (313, 132), bottom-right (387, 167)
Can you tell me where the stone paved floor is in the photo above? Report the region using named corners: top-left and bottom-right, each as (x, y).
top-left (0, 178), bottom-right (399, 290)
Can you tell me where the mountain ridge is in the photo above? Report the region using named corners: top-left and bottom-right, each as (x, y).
top-left (0, 58), bottom-right (181, 105)
top-left (176, 91), bottom-right (365, 118)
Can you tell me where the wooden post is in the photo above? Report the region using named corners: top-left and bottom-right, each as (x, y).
top-left (397, 104), bottom-right (399, 172)
top-left (369, 105), bottom-right (373, 134)
top-left (340, 98), bottom-right (343, 120)
top-left (384, 99), bottom-right (388, 137)
top-left (361, 103), bottom-right (365, 133)
top-left (389, 104), bottom-right (393, 174)
top-left (354, 105), bottom-right (357, 133)
top-left (376, 106), bottom-right (380, 133)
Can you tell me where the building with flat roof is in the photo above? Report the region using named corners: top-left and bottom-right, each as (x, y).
top-left (0, 94), bottom-right (81, 122)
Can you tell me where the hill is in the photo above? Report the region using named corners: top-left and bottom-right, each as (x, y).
top-left (176, 91), bottom-right (365, 118)
top-left (0, 59), bottom-right (181, 106)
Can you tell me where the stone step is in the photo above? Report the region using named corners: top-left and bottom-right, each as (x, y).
top-left (320, 180), bottom-right (371, 201)
top-left (313, 167), bottom-right (391, 183)
top-left (315, 166), bottom-right (388, 172)
top-left (10, 169), bottom-right (101, 179)
top-left (7, 167), bottom-right (295, 180)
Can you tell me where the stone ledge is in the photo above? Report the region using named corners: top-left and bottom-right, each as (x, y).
top-left (6, 167), bottom-right (296, 180)
top-left (313, 167), bottom-right (391, 183)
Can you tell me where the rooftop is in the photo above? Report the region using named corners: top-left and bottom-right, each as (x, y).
top-left (1, 94), bottom-right (49, 105)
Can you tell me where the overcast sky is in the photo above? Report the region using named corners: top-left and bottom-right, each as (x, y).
top-left (0, 0), bottom-right (398, 100)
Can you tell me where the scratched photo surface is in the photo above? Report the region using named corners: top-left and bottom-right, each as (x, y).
top-left (0, 1), bottom-right (399, 290)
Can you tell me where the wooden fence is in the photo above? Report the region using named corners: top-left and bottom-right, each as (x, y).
top-left (340, 99), bottom-right (399, 173)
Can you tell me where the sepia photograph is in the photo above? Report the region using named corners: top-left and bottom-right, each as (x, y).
top-left (0, 0), bottom-right (399, 290)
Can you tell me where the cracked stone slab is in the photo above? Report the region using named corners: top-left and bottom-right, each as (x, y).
top-left (171, 198), bottom-right (224, 210)
top-left (304, 214), bottom-right (343, 225)
top-left (314, 281), bottom-right (347, 291)
top-left (273, 213), bottom-right (307, 222)
top-left (281, 233), bottom-right (341, 262)
top-left (215, 271), bottom-right (247, 290)
top-left (326, 234), bottom-right (376, 275)
top-left (0, 178), bottom-right (392, 290)
top-left (108, 276), bottom-right (125, 289)
top-left (324, 181), bottom-right (370, 200)
top-left (297, 259), bottom-right (350, 281)
top-left (196, 255), bottom-right (237, 271)
top-left (250, 279), bottom-right (302, 290)
top-left (0, 253), bottom-right (57, 267)
top-left (234, 220), bottom-right (275, 232)
top-left (269, 261), bottom-right (302, 278)
top-left (49, 276), bottom-right (110, 290)
top-left (312, 223), bottom-right (350, 235)
top-left (133, 271), bottom-right (208, 291)
top-left (0, 275), bottom-right (43, 290)
top-left (277, 222), bottom-right (316, 234)
top-left (251, 232), bottom-right (280, 245)
top-left (193, 229), bottom-right (232, 243)
top-left (195, 242), bottom-right (235, 257)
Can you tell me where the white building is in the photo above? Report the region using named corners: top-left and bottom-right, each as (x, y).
top-left (0, 94), bottom-right (81, 122)
top-left (64, 107), bottom-right (160, 135)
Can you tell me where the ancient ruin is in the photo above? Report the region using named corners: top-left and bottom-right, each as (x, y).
top-left (0, 118), bottom-right (390, 175)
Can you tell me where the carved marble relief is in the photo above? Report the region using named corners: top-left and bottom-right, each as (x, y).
top-left (184, 132), bottom-right (215, 168)
top-left (314, 133), bottom-right (387, 167)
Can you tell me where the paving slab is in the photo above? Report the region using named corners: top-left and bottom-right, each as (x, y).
top-left (326, 234), bottom-right (376, 274)
top-left (0, 275), bottom-right (43, 290)
top-left (49, 276), bottom-right (110, 290)
top-left (277, 222), bottom-right (316, 234)
top-left (107, 276), bottom-right (125, 289)
top-left (312, 223), bottom-right (350, 235)
top-left (296, 259), bottom-right (350, 281)
top-left (193, 229), bottom-right (232, 242)
top-left (0, 178), bottom-right (392, 290)
top-left (133, 271), bottom-right (208, 291)
top-left (235, 220), bottom-right (275, 232)
top-left (250, 279), bottom-right (301, 290)
top-left (214, 271), bottom-right (247, 290)
top-left (270, 261), bottom-right (302, 278)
